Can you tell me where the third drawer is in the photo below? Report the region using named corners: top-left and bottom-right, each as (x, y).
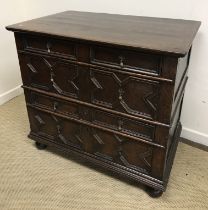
top-left (24, 89), bottom-right (156, 143)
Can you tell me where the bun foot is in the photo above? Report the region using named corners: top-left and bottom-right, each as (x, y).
top-left (145, 186), bottom-right (163, 198)
top-left (35, 142), bottom-right (47, 150)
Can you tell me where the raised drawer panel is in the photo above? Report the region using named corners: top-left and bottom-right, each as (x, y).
top-left (90, 68), bottom-right (160, 120)
top-left (92, 110), bottom-right (155, 141)
top-left (28, 107), bottom-right (83, 149)
top-left (25, 90), bottom-right (156, 142)
top-left (18, 54), bottom-right (88, 100)
top-left (90, 46), bottom-right (162, 75)
top-left (20, 34), bottom-right (77, 60)
top-left (27, 91), bottom-right (79, 118)
top-left (28, 107), bottom-right (153, 174)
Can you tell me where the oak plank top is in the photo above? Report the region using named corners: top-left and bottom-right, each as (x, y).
top-left (6, 10), bottom-right (201, 56)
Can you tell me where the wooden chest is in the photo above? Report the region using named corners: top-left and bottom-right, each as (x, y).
top-left (6, 11), bottom-right (200, 197)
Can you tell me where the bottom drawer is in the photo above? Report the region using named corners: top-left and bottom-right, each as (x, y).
top-left (27, 107), bottom-right (153, 175)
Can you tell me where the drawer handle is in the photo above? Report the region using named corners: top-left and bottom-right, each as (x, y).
top-left (118, 89), bottom-right (124, 101)
top-left (46, 42), bottom-right (52, 53)
top-left (119, 56), bottom-right (124, 68)
top-left (53, 101), bottom-right (59, 111)
top-left (118, 120), bottom-right (123, 131)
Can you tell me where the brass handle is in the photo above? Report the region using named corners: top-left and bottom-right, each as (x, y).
top-left (118, 89), bottom-right (124, 101)
top-left (83, 110), bottom-right (88, 116)
top-left (119, 56), bottom-right (124, 68)
top-left (57, 124), bottom-right (61, 134)
top-left (118, 120), bottom-right (123, 131)
top-left (46, 42), bottom-right (52, 53)
top-left (53, 101), bottom-right (59, 111)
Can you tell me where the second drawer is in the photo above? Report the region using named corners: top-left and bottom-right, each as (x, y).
top-left (18, 53), bottom-right (161, 121)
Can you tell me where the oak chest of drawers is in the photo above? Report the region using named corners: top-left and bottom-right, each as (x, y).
top-left (6, 11), bottom-right (200, 197)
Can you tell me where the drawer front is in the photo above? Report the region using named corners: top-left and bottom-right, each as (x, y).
top-left (25, 90), bottom-right (155, 142)
top-left (92, 109), bottom-right (155, 141)
top-left (27, 91), bottom-right (79, 118)
top-left (28, 107), bottom-right (154, 174)
top-left (21, 34), bottom-right (77, 60)
top-left (90, 68), bottom-right (160, 120)
top-left (90, 46), bottom-right (162, 75)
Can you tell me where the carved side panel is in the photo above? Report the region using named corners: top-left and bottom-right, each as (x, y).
top-left (90, 68), bottom-right (159, 120)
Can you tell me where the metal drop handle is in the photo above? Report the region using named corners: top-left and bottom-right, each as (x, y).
top-left (53, 101), bottom-right (59, 111)
top-left (118, 120), bottom-right (123, 131)
top-left (119, 56), bottom-right (124, 68)
top-left (46, 42), bottom-right (52, 53)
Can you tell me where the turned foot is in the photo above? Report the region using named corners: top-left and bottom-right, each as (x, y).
top-left (35, 142), bottom-right (47, 150)
top-left (145, 186), bottom-right (163, 198)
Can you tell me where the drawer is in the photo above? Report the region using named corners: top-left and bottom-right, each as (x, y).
top-left (25, 90), bottom-right (155, 142)
top-left (90, 45), bottom-right (162, 75)
top-left (26, 90), bottom-right (79, 119)
top-left (21, 34), bottom-right (77, 60)
top-left (28, 107), bottom-right (154, 174)
top-left (92, 110), bottom-right (155, 141)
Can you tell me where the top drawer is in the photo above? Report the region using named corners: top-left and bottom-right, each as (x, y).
top-left (19, 34), bottom-right (77, 60)
top-left (16, 34), bottom-right (163, 77)
top-left (90, 46), bottom-right (162, 75)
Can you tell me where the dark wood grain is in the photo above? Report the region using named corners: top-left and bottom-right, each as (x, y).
top-left (6, 11), bottom-right (201, 56)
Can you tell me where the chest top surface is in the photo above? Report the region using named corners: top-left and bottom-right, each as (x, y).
top-left (6, 11), bottom-right (200, 56)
